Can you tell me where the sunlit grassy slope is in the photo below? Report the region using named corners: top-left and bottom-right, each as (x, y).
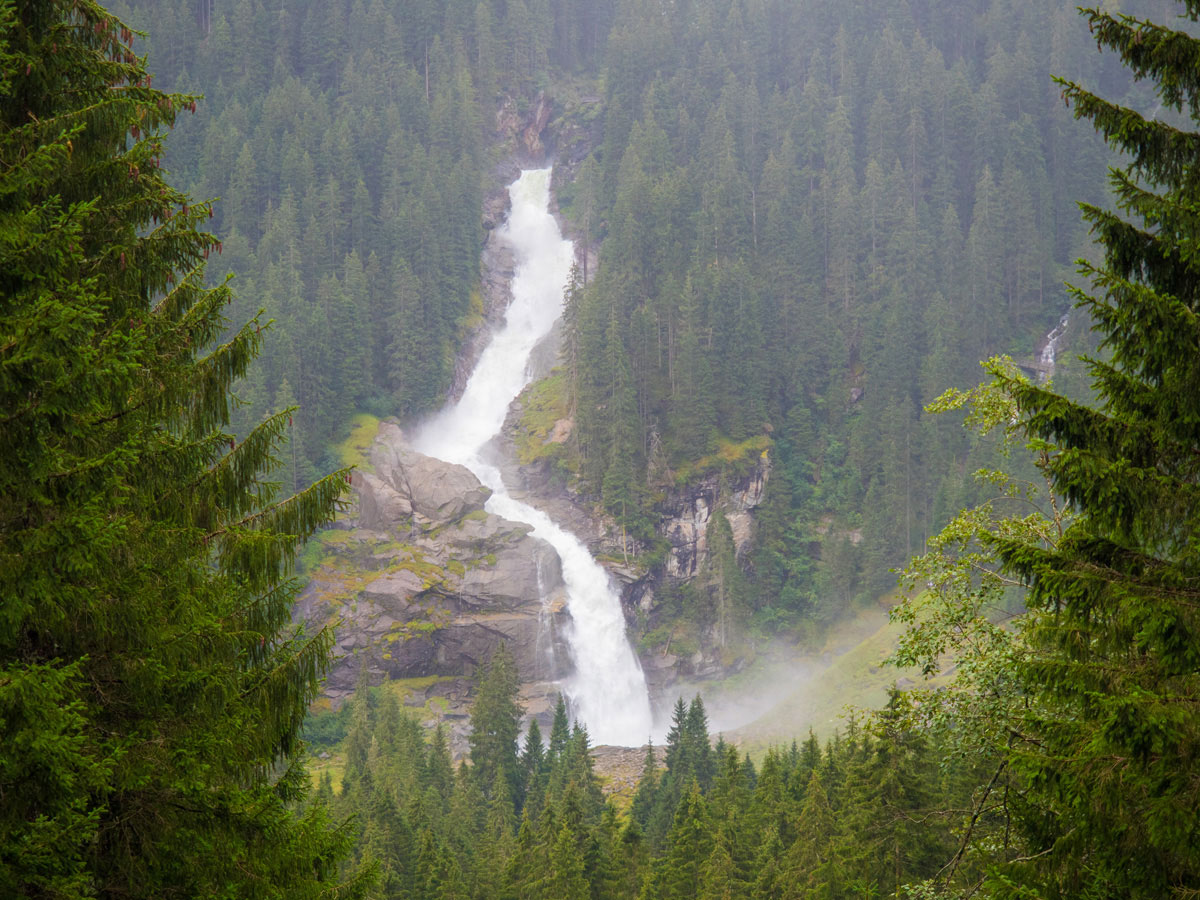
top-left (718, 605), bottom-right (934, 756)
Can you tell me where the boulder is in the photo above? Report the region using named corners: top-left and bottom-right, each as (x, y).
top-left (368, 426), bottom-right (492, 527)
top-left (402, 455), bottom-right (491, 524)
top-left (354, 471), bottom-right (412, 530)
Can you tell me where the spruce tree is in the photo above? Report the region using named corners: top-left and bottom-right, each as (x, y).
top-left (685, 696), bottom-right (716, 791)
top-left (781, 772), bottom-right (842, 900)
top-left (548, 692), bottom-right (571, 763)
top-left (342, 664), bottom-right (374, 795)
top-left (657, 781), bottom-right (713, 900)
top-left (519, 717), bottom-right (548, 816)
top-left (468, 645), bottom-right (522, 805)
top-left (546, 821), bottom-right (590, 900)
top-left (0, 2), bottom-right (359, 897)
top-left (629, 741), bottom-right (660, 830)
top-left (990, 3), bottom-right (1200, 895)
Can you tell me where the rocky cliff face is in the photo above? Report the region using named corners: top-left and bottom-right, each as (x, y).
top-left (303, 412), bottom-right (771, 711)
top-left (296, 422), bottom-right (569, 703)
top-left (661, 457), bottom-right (770, 578)
top-left (640, 454), bottom-right (770, 684)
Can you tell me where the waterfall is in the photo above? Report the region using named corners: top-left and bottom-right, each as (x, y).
top-left (534, 556), bottom-right (559, 681)
top-left (413, 168), bottom-right (654, 746)
top-left (1038, 312), bottom-right (1070, 383)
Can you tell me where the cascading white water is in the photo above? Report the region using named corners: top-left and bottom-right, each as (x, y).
top-left (413, 168), bottom-right (654, 746)
top-left (1038, 312), bottom-right (1070, 383)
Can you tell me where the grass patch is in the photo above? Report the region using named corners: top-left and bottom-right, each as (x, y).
top-left (378, 675), bottom-right (455, 707)
top-left (307, 754), bottom-right (346, 792)
top-left (512, 371), bottom-right (571, 465)
top-left (387, 619), bottom-right (446, 641)
top-left (297, 528), bottom-right (357, 576)
top-left (336, 413), bottom-right (381, 472)
top-left (672, 435), bottom-right (771, 486)
top-left (384, 546), bottom-right (447, 588)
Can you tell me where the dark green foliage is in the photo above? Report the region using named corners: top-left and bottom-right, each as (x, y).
top-left (634, 696), bottom-right (717, 851)
top-left (301, 694), bottom-right (352, 751)
top-left (656, 782), bottom-right (713, 900)
top-left (326, 656), bottom-right (997, 900)
top-left (549, 692), bottom-right (572, 762)
top-left (780, 772), bottom-right (841, 900)
top-left (107, 0), bottom-right (594, 477)
top-left (984, 3), bottom-right (1200, 896)
top-left (0, 2), bottom-right (361, 895)
top-left (341, 666), bottom-right (374, 797)
top-left (557, 0), bottom-right (1111, 633)
top-left (838, 695), bottom-right (945, 896)
top-left (520, 717), bottom-right (549, 816)
top-left (469, 644), bottom-right (523, 805)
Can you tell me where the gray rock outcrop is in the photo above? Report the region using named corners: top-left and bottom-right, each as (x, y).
top-left (662, 453), bottom-right (769, 578)
top-left (298, 423), bottom-right (569, 702)
top-left (367, 423), bottom-right (491, 524)
top-left (521, 91), bottom-right (553, 157)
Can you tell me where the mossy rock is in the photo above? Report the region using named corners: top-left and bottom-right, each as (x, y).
top-left (672, 434), bottom-right (772, 486)
top-left (512, 372), bottom-right (577, 468)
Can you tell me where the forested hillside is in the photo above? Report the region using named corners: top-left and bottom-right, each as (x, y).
top-left (108, 0), bottom-right (1123, 646)
top-left (93, 0), bottom-right (1169, 679)
top-left (108, 0), bottom-right (620, 486)
top-left (560, 0), bottom-right (1122, 636)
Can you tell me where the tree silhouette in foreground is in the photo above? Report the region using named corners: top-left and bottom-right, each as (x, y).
top-left (985, 3), bottom-right (1200, 896)
top-left (0, 3), bottom-right (363, 896)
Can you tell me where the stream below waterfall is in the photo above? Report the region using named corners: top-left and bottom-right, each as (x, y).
top-left (413, 168), bottom-right (654, 746)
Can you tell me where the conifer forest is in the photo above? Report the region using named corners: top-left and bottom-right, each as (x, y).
top-left (3, 0), bottom-right (1200, 898)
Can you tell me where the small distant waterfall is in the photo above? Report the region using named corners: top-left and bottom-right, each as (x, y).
top-left (414, 168), bottom-right (654, 746)
top-left (1039, 313), bottom-right (1070, 383)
